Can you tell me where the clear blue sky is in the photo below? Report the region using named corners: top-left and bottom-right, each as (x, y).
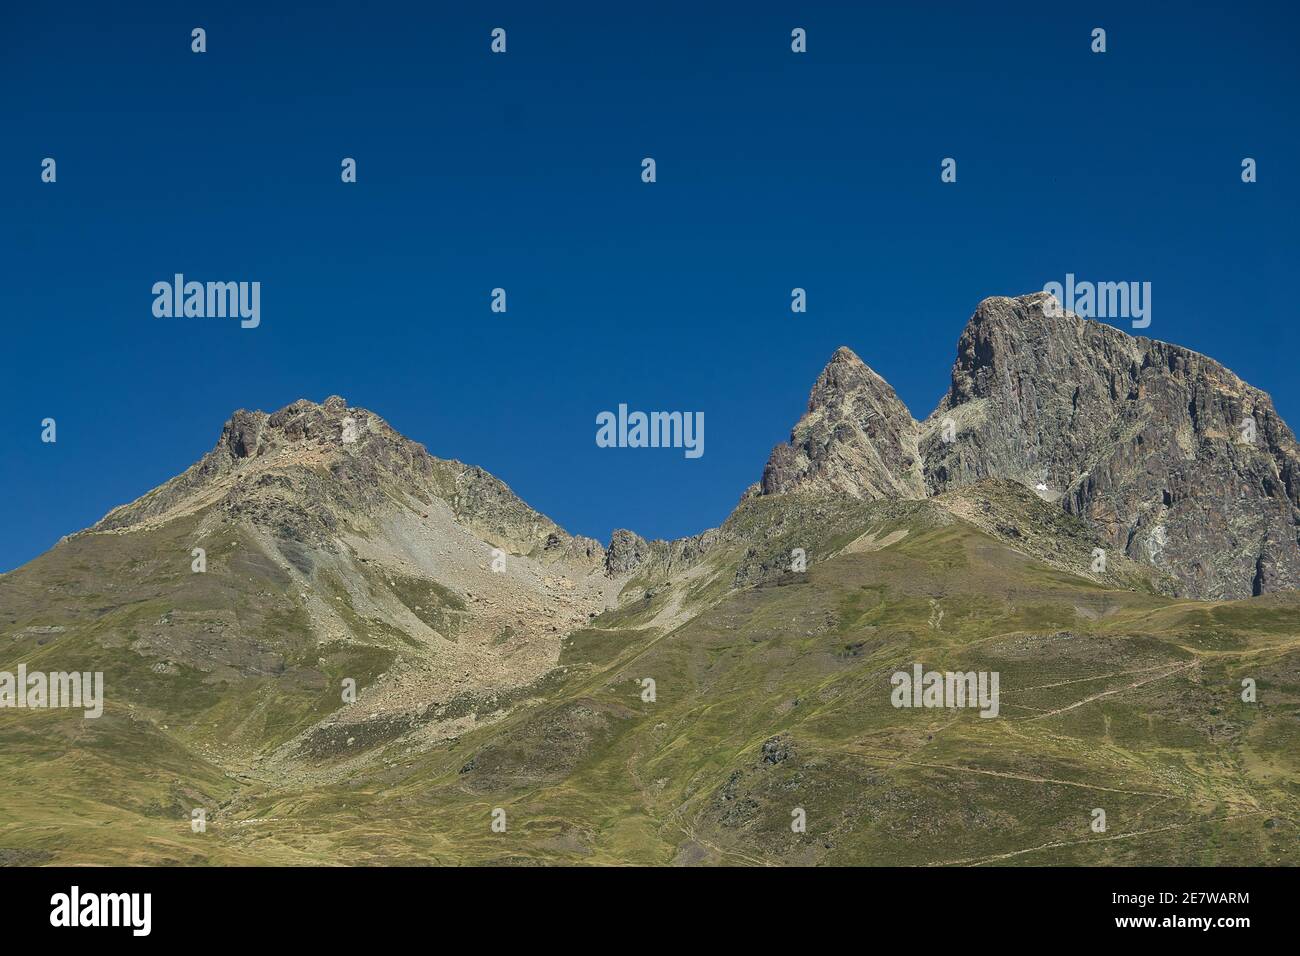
top-left (2, 1), bottom-right (1297, 572)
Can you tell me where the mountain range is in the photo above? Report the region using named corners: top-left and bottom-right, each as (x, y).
top-left (1, 292), bottom-right (1296, 866)
top-left (762, 292), bottom-right (1300, 601)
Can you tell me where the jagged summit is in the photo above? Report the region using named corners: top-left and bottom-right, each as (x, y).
top-left (923, 293), bottom-right (1300, 599)
top-left (760, 345), bottom-right (925, 501)
top-left (759, 293), bottom-right (1300, 600)
top-left (90, 395), bottom-right (590, 563)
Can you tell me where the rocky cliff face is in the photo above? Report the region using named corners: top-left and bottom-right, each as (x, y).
top-left (762, 293), bottom-right (1300, 600)
top-left (761, 347), bottom-right (925, 500)
top-left (603, 526), bottom-right (721, 578)
top-left (922, 293), bottom-right (1300, 600)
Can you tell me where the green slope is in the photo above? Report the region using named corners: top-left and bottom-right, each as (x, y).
top-left (2, 495), bottom-right (1297, 865)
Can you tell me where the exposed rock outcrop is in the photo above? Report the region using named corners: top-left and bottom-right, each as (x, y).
top-left (603, 527), bottom-right (721, 579)
top-left (760, 293), bottom-right (1300, 600)
top-left (761, 347), bottom-right (925, 500)
top-left (92, 395), bottom-right (577, 560)
top-left (921, 293), bottom-right (1300, 600)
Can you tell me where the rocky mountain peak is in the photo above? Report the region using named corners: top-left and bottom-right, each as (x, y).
top-left (755, 293), bottom-right (1300, 599)
top-left (920, 293), bottom-right (1300, 599)
top-left (91, 397), bottom-right (580, 562)
top-left (760, 347), bottom-right (925, 500)
top-left (215, 396), bottom-right (392, 464)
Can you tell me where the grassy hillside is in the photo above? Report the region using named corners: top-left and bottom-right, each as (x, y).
top-left (3, 493), bottom-right (1294, 865)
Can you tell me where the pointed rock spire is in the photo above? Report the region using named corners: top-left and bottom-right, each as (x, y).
top-left (760, 347), bottom-right (924, 500)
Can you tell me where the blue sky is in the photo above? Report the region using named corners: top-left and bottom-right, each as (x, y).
top-left (2, 1), bottom-right (1297, 571)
